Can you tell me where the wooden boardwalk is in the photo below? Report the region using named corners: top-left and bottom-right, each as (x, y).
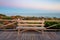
top-left (0, 30), bottom-right (60, 40)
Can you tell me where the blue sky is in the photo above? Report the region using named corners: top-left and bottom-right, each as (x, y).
top-left (0, 0), bottom-right (60, 17)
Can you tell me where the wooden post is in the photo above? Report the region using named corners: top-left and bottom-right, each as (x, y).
top-left (41, 19), bottom-right (45, 27)
top-left (41, 19), bottom-right (45, 40)
top-left (17, 18), bottom-right (21, 40)
top-left (41, 19), bottom-right (45, 34)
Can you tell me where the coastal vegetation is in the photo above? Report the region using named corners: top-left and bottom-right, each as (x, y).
top-left (0, 14), bottom-right (60, 29)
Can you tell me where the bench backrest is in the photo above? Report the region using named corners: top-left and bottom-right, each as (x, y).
top-left (17, 19), bottom-right (45, 27)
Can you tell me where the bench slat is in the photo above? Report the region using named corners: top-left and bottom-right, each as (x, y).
top-left (17, 27), bottom-right (46, 30)
top-left (18, 24), bottom-right (44, 26)
top-left (18, 20), bottom-right (44, 22)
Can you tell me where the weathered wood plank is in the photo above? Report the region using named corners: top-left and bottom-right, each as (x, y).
top-left (56, 32), bottom-right (60, 40)
top-left (0, 31), bottom-right (60, 40)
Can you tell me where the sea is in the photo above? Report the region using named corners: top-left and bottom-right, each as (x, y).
top-left (1, 13), bottom-right (60, 18)
top-left (15, 13), bottom-right (60, 18)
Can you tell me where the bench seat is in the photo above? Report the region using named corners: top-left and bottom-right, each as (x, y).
top-left (16, 27), bottom-right (46, 30)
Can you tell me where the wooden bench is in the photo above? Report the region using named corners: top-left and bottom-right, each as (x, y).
top-left (16, 19), bottom-right (46, 35)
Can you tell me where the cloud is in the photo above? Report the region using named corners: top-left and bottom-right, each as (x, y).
top-left (0, 0), bottom-right (60, 11)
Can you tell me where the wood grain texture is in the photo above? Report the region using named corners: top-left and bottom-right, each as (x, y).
top-left (0, 31), bottom-right (60, 40)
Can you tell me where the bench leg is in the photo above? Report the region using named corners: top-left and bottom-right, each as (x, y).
top-left (18, 29), bottom-right (20, 36)
top-left (42, 30), bottom-right (44, 36)
top-left (41, 30), bottom-right (44, 40)
top-left (17, 29), bottom-right (21, 40)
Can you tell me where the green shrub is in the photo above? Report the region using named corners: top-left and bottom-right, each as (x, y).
top-left (45, 21), bottom-right (60, 29)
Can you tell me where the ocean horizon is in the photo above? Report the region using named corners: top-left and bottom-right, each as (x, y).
top-left (1, 13), bottom-right (60, 18)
